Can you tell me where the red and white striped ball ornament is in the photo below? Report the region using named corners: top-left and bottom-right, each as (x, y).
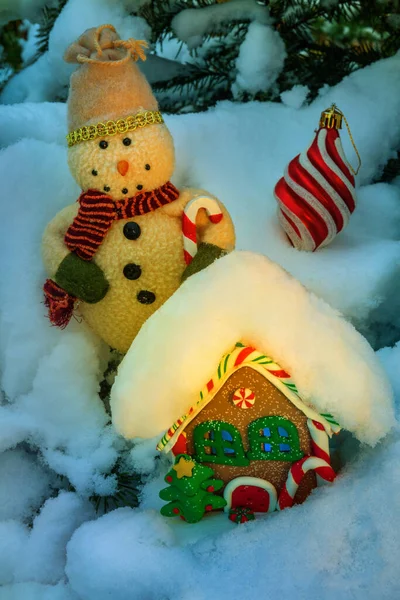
top-left (274, 105), bottom-right (361, 252)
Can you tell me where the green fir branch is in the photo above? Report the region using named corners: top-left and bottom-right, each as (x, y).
top-left (90, 465), bottom-right (142, 515)
top-left (34, 0), bottom-right (68, 59)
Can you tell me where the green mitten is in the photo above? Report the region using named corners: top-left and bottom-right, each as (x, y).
top-left (55, 252), bottom-right (109, 303)
top-left (181, 242), bottom-right (227, 283)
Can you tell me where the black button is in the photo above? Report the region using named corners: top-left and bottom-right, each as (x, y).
top-left (123, 263), bottom-right (141, 280)
top-left (137, 290), bottom-right (156, 304)
top-left (123, 222), bottom-right (141, 240)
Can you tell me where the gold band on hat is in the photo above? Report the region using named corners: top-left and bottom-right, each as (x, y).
top-left (66, 110), bottom-right (164, 147)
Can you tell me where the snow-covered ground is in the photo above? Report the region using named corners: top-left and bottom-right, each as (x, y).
top-left (1, 0), bottom-right (400, 597)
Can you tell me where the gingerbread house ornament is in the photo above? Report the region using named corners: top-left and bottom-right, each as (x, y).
top-left (157, 343), bottom-right (339, 522)
top-left (111, 251), bottom-right (395, 525)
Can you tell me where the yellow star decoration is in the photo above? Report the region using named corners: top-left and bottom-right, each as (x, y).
top-left (173, 457), bottom-right (196, 479)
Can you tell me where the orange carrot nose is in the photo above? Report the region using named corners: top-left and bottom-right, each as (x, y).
top-left (117, 160), bottom-right (129, 176)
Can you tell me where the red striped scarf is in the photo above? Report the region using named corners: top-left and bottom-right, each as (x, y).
top-left (44, 181), bottom-right (180, 327)
top-left (65, 181), bottom-right (179, 259)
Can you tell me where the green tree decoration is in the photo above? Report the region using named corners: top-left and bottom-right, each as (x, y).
top-left (159, 454), bottom-right (226, 523)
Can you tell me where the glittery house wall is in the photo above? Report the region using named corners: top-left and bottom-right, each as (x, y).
top-left (184, 366), bottom-right (316, 505)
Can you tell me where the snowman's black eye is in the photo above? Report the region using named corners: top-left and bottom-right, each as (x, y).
top-left (123, 138), bottom-right (131, 146)
top-left (136, 184), bottom-right (143, 191)
top-left (91, 169), bottom-right (98, 176)
top-left (145, 164), bottom-right (151, 170)
top-left (99, 141), bottom-right (108, 149)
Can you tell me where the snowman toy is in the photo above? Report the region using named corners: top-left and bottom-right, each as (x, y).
top-left (42, 25), bottom-right (235, 353)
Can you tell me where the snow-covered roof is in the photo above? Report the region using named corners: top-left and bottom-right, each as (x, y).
top-left (111, 251), bottom-right (395, 446)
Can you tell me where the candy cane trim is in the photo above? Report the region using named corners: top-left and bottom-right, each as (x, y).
top-left (307, 418), bottom-right (332, 487)
top-left (223, 477), bottom-right (277, 513)
top-left (277, 456), bottom-right (336, 510)
top-left (307, 419), bottom-right (330, 464)
top-left (182, 196), bottom-right (223, 265)
top-left (157, 344), bottom-right (337, 452)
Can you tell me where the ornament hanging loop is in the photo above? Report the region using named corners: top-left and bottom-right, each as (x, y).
top-left (320, 104), bottom-right (361, 176)
top-left (342, 113), bottom-right (361, 176)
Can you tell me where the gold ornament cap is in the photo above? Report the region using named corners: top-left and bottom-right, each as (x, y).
top-left (319, 104), bottom-right (343, 129)
top-left (318, 103), bottom-right (362, 176)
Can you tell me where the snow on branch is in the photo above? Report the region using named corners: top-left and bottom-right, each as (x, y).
top-left (233, 21), bottom-right (287, 96)
top-left (172, 0), bottom-right (270, 49)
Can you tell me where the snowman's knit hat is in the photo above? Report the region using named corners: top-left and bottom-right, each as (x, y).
top-left (65, 24), bottom-right (162, 147)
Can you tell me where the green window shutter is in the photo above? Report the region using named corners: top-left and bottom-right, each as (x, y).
top-left (247, 416), bottom-right (303, 462)
top-left (193, 420), bottom-right (249, 467)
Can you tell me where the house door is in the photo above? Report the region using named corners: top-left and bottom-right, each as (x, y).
top-left (224, 476), bottom-right (277, 513)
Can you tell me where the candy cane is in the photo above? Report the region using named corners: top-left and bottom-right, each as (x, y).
top-left (277, 455), bottom-right (336, 510)
top-left (307, 419), bottom-right (331, 486)
top-left (182, 196), bottom-right (223, 265)
top-left (307, 419), bottom-right (330, 462)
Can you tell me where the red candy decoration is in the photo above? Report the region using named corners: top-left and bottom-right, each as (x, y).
top-left (228, 507), bottom-right (255, 524)
top-left (274, 105), bottom-right (360, 252)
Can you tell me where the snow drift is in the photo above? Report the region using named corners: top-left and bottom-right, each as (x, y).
top-left (111, 251), bottom-right (394, 446)
top-left (0, 0), bottom-right (399, 595)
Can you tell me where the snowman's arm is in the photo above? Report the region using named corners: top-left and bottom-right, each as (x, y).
top-left (162, 188), bottom-right (235, 251)
top-left (178, 190), bottom-right (236, 282)
top-left (42, 203), bottom-right (109, 303)
top-left (42, 203), bottom-right (79, 277)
